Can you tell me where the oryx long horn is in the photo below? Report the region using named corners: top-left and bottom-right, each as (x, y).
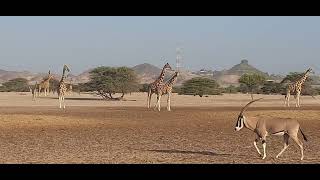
top-left (240, 98), bottom-right (263, 116)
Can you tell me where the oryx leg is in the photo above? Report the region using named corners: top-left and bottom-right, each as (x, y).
top-left (261, 137), bottom-right (267, 159)
top-left (276, 133), bottom-right (289, 158)
top-left (291, 134), bottom-right (304, 160)
top-left (253, 135), bottom-right (262, 156)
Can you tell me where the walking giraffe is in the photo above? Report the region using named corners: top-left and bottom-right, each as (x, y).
top-left (38, 70), bottom-right (53, 97)
top-left (284, 68), bottom-right (313, 107)
top-left (154, 71), bottom-right (179, 111)
top-left (147, 62), bottom-right (172, 108)
top-left (58, 65), bottom-right (70, 109)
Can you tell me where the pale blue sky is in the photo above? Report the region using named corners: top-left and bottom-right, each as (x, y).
top-left (0, 16), bottom-right (319, 75)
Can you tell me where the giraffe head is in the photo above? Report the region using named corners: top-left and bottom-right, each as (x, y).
top-left (173, 71), bottom-right (179, 77)
top-left (48, 70), bottom-right (54, 80)
top-left (306, 68), bottom-right (314, 74)
top-left (63, 65), bottom-right (70, 74)
top-left (163, 63), bottom-right (172, 71)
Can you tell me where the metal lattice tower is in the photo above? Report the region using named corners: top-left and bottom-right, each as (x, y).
top-left (176, 47), bottom-right (182, 72)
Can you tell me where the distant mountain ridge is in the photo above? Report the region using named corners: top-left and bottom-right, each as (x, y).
top-left (1, 60), bottom-right (318, 87)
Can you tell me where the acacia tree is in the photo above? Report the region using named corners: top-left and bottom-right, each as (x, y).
top-left (85, 66), bottom-right (139, 100)
top-left (239, 73), bottom-right (266, 100)
top-left (179, 77), bottom-right (221, 97)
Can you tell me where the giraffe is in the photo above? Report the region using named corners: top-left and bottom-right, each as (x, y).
top-left (29, 81), bottom-right (38, 101)
top-left (154, 71), bottom-right (179, 111)
top-left (38, 70), bottom-right (53, 97)
top-left (58, 65), bottom-right (70, 109)
top-left (147, 63), bottom-right (172, 108)
top-left (284, 68), bottom-right (313, 107)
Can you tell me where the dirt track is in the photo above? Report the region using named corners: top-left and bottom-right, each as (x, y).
top-left (0, 104), bottom-right (319, 164)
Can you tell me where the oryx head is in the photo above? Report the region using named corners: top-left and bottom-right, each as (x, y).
top-left (235, 115), bottom-right (245, 131)
top-left (235, 98), bottom-right (263, 131)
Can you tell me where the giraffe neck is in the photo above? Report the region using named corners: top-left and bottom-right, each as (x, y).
top-left (296, 71), bottom-right (309, 85)
top-left (166, 74), bottom-right (178, 87)
top-left (45, 76), bottom-right (52, 82)
top-left (156, 66), bottom-right (167, 83)
top-left (60, 69), bottom-right (67, 84)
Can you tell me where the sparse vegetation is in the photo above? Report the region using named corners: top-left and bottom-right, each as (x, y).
top-left (223, 85), bottom-right (239, 94)
top-left (261, 81), bottom-right (285, 95)
top-left (0, 78), bottom-right (30, 92)
top-left (138, 83), bottom-right (149, 92)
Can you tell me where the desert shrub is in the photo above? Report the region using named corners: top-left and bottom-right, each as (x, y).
top-left (179, 77), bottom-right (221, 97)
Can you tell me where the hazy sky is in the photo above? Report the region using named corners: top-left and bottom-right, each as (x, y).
top-left (0, 16), bottom-right (320, 75)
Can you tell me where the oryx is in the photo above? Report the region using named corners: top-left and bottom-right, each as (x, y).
top-left (234, 98), bottom-right (308, 160)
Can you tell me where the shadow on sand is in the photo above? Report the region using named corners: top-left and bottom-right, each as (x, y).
top-left (43, 97), bottom-right (137, 101)
top-left (140, 149), bottom-right (231, 156)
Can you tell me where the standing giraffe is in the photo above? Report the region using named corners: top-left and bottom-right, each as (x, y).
top-left (38, 70), bottom-right (53, 97)
top-left (58, 65), bottom-right (70, 109)
top-left (147, 63), bottom-right (172, 108)
top-left (284, 68), bottom-right (313, 107)
top-left (29, 81), bottom-right (38, 101)
top-left (154, 71), bottom-right (179, 111)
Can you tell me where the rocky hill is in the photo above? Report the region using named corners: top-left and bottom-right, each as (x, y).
top-left (212, 59), bottom-right (269, 87)
top-left (132, 63), bottom-right (162, 84)
top-left (0, 69), bottom-right (38, 84)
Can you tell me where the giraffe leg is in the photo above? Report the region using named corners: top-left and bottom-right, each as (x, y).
top-left (153, 94), bottom-right (158, 110)
top-left (59, 96), bottom-right (62, 109)
top-left (296, 92), bottom-right (301, 107)
top-left (147, 91), bottom-right (150, 108)
top-left (157, 94), bottom-right (161, 111)
top-left (167, 92), bottom-right (171, 111)
top-left (284, 91), bottom-right (290, 107)
top-left (63, 96), bottom-right (66, 109)
top-left (147, 91), bottom-right (152, 109)
top-left (286, 93), bottom-right (291, 107)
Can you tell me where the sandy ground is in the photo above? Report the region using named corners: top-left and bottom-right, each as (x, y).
top-left (0, 92), bottom-right (319, 164)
